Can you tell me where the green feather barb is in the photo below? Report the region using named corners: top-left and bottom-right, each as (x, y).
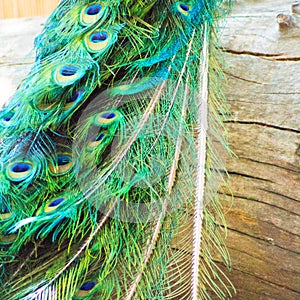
top-left (0, 0), bottom-right (235, 299)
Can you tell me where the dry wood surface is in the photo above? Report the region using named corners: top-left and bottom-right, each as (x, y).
top-left (0, 0), bottom-right (59, 19)
top-left (219, 1), bottom-right (300, 299)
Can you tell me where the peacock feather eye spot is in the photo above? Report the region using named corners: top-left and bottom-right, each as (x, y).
top-left (6, 160), bottom-right (35, 182)
top-left (49, 153), bottom-right (73, 176)
top-left (80, 281), bottom-right (96, 291)
top-left (49, 197), bottom-right (64, 207)
top-left (177, 2), bottom-right (191, 16)
top-left (54, 64), bottom-right (85, 86)
top-left (90, 31), bottom-right (108, 43)
top-left (2, 206), bottom-right (10, 214)
top-left (80, 3), bottom-right (105, 26)
top-left (93, 110), bottom-right (120, 127)
top-left (84, 29), bottom-right (110, 53)
top-left (4, 115), bottom-right (13, 122)
top-left (63, 90), bottom-right (85, 112)
top-left (92, 133), bottom-right (105, 142)
top-left (2, 111), bottom-right (15, 124)
top-left (60, 65), bottom-right (79, 77)
top-left (11, 163), bottom-right (32, 173)
top-left (101, 112), bottom-right (116, 119)
top-left (180, 3), bottom-right (189, 12)
top-left (34, 100), bottom-right (57, 112)
top-left (87, 129), bottom-right (109, 150)
top-left (57, 155), bottom-right (72, 166)
top-left (37, 194), bottom-right (68, 214)
top-left (67, 90), bottom-right (83, 103)
top-left (0, 205), bottom-right (13, 222)
top-left (86, 4), bottom-right (102, 16)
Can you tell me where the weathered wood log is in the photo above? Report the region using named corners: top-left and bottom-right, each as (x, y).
top-left (0, 1), bottom-right (59, 19)
top-left (0, 17), bottom-right (45, 108)
top-left (219, 0), bottom-right (300, 299)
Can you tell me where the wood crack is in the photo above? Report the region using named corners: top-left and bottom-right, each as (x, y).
top-left (258, 188), bottom-right (300, 204)
top-left (227, 171), bottom-right (274, 183)
top-left (222, 192), bottom-right (300, 216)
top-left (241, 157), bottom-right (300, 174)
top-left (222, 48), bottom-right (284, 58)
top-left (224, 71), bottom-right (264, 84)
top-left (225, 120), bottom-right (300, 133)
top-left (229, 265), bottom-right (300, 295)
top-left (227, 227), bottom-right (300, 256)
top-left (222, 48), bottom-right (300, 61)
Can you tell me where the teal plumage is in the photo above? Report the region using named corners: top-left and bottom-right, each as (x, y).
top-left (0, 1), bottom-right (235, 299)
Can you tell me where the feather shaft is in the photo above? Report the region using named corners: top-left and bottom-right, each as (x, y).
top-left (125, 76), bottom-right (189, 299)
top-left (192, 22), bottom-right (209, 300)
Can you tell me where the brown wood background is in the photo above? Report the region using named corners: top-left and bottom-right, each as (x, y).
top-left (0, 0), bottom-right (299, 299)
top-left (219, 0), bottom-right (300, 299)
top-left (0, 0), bottom-right (59, 19)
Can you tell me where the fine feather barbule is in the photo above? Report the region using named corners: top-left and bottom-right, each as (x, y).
top-left (0, 1), bottom-right (235, 299)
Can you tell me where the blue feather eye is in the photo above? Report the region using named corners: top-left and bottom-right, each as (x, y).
top-left (101, 112), bottom-right (115, 119)
top-left (12, 163), bottom-right (31, 172)
top-left (85, 30), bottom-right (110, 53)
top-left (87, 130), bottom-right (109, 150)
top-left (0, 206), bottom-right (13, 222)
top-left (93, 110), bottom-right (120, 127)
top-left (49, 197), bottom-right (65, 207)
top-left (49, 153), bottom-right (73, 176)
top-left (60, 66), bottom-right (78, 76)
top-left (80, 3), bottom-right (105, 26)
top-left (80, 282), bottom-right (96, 291)
top-left (6, 161), bottom-right (36, 182)
top-left (91, 31), bottom-right (108, 42)
top-left (4, 115), bottom-right (12, 122)
top-left (37, 197), bottom-right (65, 214)
top-left (1, 111), bottom-right (15, 126)
top-left (93, 133), bottom-right (105, 142)
top-left (177, 2), bottom-right (191, 16)
top-left (67, 90), bottom-right (83, 103)
top-left (180, 4), bottom-right (189, 11)
top-left (53, 64), bottom-right (85, 86)
top-left (86, 5), bottom-right (101, 15)
top-left (74, 281), bottom-right (97, 297)
top-left (63, 89), bottom-right (85, 111)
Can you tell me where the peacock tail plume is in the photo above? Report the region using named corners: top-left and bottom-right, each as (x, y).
top-left (0, 0), bottom-right (235, 299)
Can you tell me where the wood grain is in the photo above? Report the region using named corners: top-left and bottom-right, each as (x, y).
top-left (219, 0), bottom-right (300, 299)
top-left (0, 17), bottom-right (45, 108)
top-left (0, 0), bottom-right (59, 19)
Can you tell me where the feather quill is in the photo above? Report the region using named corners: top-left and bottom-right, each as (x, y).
top-left (0, 1), bottom-right (235, 299)
top-left (192, 23), bottom-right (209, 300)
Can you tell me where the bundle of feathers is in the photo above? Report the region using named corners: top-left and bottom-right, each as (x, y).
top-left (0, 0), bottom-right (234, 299)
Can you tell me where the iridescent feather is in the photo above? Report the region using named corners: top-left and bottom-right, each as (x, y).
top-left (0, 1), bottom-right (235, 299)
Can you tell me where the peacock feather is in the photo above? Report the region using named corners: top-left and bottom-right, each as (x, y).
top-left (0, 0), bottom-right (235, 299)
